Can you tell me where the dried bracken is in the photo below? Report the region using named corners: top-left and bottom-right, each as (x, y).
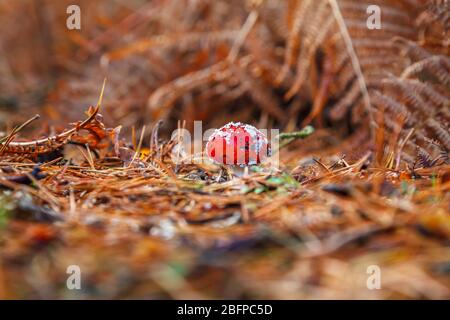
top-left (0, 0), bottom-right (449, 300)
top-left (0, 106), bottom-right (101, 156)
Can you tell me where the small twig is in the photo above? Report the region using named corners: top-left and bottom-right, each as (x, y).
top-left (278, 125), bottom-right (315, 140)
top-left (85, 144), bottom-right (96, 170)
top-left (278, 125), bottom-right (315, 148)
top-left (313, 158), bottom-right (332, 173)
top-left (77, 146), bottom-right (95, 170)
top-left (395, 128), bottom-right (415, 171)
top-left (129, 126), bottom-right (146, 167)
top-left (0, 114), bottom-right (40, 154)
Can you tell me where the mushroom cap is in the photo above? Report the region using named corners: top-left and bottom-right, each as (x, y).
top-left (206, 122), bottom-right (269, 166)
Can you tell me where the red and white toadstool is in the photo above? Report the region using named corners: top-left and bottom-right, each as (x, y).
top-left (206, 122), bottom-right (270, 175)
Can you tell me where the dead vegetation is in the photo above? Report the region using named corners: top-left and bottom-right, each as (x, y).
top-left (0, 0), bottom-right (449, 299)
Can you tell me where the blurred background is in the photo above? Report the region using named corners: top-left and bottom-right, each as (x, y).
top-left (1, 0), bottom-right (447, 164)
top-left (1, 0), bottom-right (286, 133)
top-left (0, 0), bottom-right (374, 156)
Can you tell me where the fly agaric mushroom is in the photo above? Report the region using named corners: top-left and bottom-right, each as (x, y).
top-left (206, 122), bottom-right (269, 174)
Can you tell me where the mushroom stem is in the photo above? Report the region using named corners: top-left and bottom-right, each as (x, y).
top-left (231, 166), bottom-right (247, 178)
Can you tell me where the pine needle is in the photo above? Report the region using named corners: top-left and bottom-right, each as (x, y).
top-left (0, 114), bottom-right (40, 155)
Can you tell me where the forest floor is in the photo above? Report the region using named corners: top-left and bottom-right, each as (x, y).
top-left (0, 108), bottom-right (449, 299)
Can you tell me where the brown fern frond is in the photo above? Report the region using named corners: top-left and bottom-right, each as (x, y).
top-left (399, 78), bottom-right (449, 108)
top-left (418, 0), bottom-right (450, 34)
top-left (285, 1), bottom-right (332, 99)
top-left (426, 118), bottom-right (450, 150)
top-left (147, 59), bottom-right (235, 119)
top-left (102, 30), bottom-right (240, 63)
top-left (416, 146), bottom-right (436, 168)
top-left (232, 62), bottom-right (288, 122)
top-left (276, 0), bottom-right (314, 85)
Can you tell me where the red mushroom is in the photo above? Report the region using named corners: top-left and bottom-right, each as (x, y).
top-left (206, 122), bottom-right (269, 169)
